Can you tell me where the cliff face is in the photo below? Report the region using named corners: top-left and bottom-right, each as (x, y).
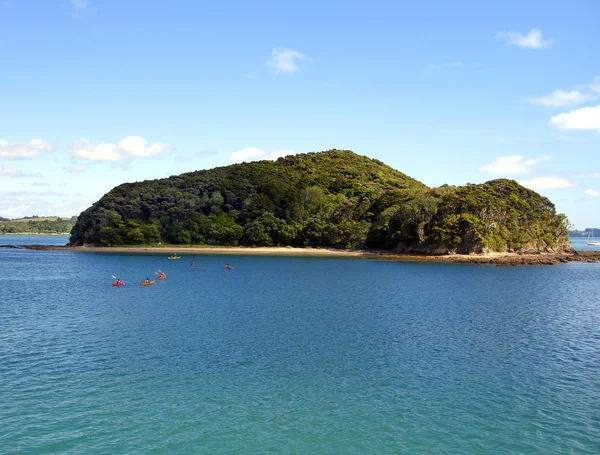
top-left (69, 150), bottom-right (571, 254)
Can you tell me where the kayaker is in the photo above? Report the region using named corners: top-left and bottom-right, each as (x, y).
top-left (225, 264), bottom-right (231, 270)
top-left (145, 277), bottom-right (150, 283)
top-left (191, 261), bottom-right (195, 266)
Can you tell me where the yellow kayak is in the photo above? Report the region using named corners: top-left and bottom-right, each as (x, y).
top-left (168, 256), bottom-right (181, 260)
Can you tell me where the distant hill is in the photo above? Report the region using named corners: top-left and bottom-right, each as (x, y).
top-left (569, 228), bottom-right (600, 237)
top-left (0, 216), bottom-right (77, 234)
top-left (69, 149), bottom-right (571, 254)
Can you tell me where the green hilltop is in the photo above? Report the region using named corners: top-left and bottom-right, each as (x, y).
top-left (0, 216), bottom-right (77, 235)
top-left (69, 150), bottom-right (571, 254)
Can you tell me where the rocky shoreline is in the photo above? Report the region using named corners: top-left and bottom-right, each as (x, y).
top-left (14, 245), bottom-right (600, 266)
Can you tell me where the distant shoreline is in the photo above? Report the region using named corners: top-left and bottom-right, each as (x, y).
top-left (0, 233), bottom-right (70, 236)
top-left (21, 245), bottom-right (600, 265)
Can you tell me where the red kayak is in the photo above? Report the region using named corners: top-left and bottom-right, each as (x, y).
top-left (112, 281), bottom-right (125, 287)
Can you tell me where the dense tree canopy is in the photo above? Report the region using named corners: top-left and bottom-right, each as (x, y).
top-left (69, 150), bottom-right (571, 253)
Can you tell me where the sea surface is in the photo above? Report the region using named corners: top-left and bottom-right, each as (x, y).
top-left (0, 234), bottom-right (70, 246)
top-left (1, 236), bottom-right (599, 454)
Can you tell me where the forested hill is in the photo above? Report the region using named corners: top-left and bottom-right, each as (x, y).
top-left (69, 150), bottom-right (571, 253)
top-left (0, 216), bottom-right (77, 234)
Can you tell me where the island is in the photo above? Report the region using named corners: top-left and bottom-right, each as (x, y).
top-left (65, 149), bottom-right (577, 263)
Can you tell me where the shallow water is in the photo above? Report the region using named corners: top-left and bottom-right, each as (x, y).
top-left (1, 239), bottom-right (599, 453)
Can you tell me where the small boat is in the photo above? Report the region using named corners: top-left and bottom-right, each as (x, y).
top-left (587, 226), bottom-right (600, 246)
top-left (112, 281), bottom-right (125, 287)
top-left (225, 264), bottom-right (232, 270)
top-left (158, 274), bottom-right (167, 280)
top-left (140, 280), bottom-right (156, 287)
top-left (168, 255), bottom-right (181, 260)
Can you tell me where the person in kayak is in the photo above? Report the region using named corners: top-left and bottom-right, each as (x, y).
top-left (145, 277), bottom-right (151, 283)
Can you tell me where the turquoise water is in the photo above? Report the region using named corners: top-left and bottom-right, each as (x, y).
top-left (1, 239), bottom-right (600, 453)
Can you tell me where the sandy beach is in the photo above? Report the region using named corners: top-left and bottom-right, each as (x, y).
top-left (21, 245), bottom-right (600, 265)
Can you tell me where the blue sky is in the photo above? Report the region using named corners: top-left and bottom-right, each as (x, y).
top-left (1, 0), bottom-right (599, 229)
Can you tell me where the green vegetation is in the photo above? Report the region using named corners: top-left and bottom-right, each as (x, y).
top-left (0, 216), bottom-right (77, 234)
top-left (69, 150), bottom-right (571, 253)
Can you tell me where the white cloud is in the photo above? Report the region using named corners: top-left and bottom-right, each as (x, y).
top-left (0, 138), bottom-right (53, 159)
top-left (271, 150), bottom-right (295, 160)
top-left (267, 48), bottom-right (305, 74)
top-left (118, 136), bottom-right (171, 157)
top-left (519, 177), bottom-right (575, 190)
top-left (496, 28), bottom-right (553, 48)
top-left (481, 155), bottom-right (550, 174)
top-left (585, 189), bottom-right (599, 197)
top-left (71, 136), bottom-right (171, 161)
top-left (72, 140), bottom-right (121, 161)
top-left (230, 147), bottom-right (266, 162)
top-left (530, 90), bottom-right (593, 107)
top-left (550, 105), bottom-right (600, 133)
top-left (230, 147), bottom-right (296, 163)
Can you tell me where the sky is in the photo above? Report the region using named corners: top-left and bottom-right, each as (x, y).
top-left (1, 0), bottom-right (599, 229)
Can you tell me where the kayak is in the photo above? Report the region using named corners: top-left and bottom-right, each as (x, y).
top-left (112, 281), bottom-right (125, 287)
top-left (158, 274), bottom-right (166, 280)
top-left (168, 256), bottom-right (181, 260)
top-left (140, 280), bottom-right (156, 287)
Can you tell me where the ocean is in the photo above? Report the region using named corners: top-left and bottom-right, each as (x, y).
top-left (1, 235), bottom-right (599, 453)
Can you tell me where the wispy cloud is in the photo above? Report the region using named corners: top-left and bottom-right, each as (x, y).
top-left (550, 105), bottom-right (600, 134)
top-left (230, 147), bottom-right (295, 163)
top-left (70, 0), bottom-right (89, 17)
top-left (71, 136), bottom-right (172, 161)
top-left (496, 28), bottom-right (554, 48)
top-left (481, 155), bottom-right (550, 174)
top-left (267, 48), bottom-right (305, 74)
top-left (519, 177), bottom-right (575, 190)
top-left (0, 138), bottom-right (53, 159)
top-left (0, 164), bottom-right (40, 178)
top-left (585, 189), bottom-right (599, 197)
top-left (530, 90), bottom-right (593, 107)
